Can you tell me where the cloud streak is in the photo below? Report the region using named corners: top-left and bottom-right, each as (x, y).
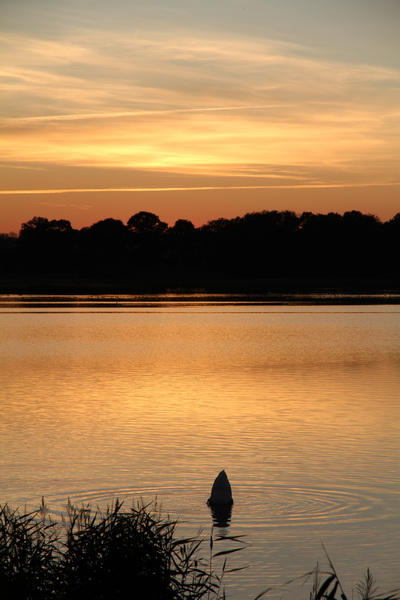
top-left (1, 104), bottom-right (293, 126)
top-left (2, 29), bottom-right (398, 117)
top-left (1, 27), bottom-right (399, 198)
top-left (35, 202), bottom-right (93, 209)
top-left (2, 182), bottom-right (399, 195)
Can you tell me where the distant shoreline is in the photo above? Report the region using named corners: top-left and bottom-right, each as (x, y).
top-left (1, 276), bottom-right (399, 303)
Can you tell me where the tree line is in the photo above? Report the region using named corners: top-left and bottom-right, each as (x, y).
top-left (1, 210), bottom-right (399, 289)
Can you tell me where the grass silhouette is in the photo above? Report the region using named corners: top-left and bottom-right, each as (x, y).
top-left (0, 500), bottom-right (398, 600)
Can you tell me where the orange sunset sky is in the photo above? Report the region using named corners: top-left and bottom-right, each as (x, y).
top-left (1, 0), bottom-right (399, 233)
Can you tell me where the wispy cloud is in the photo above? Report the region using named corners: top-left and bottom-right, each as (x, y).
top-left (2, 182), bottom-right (399, 195)
top-left (35, 202), bottom-right (92, 209)
top-left (2, 29), bottom-right (398, 115)
top-left (1, 28), bottom-right (399, 188)
top-left (1, 104), bottom-right (293, 126)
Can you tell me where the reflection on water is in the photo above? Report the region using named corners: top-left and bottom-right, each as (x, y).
top-left (0, 297), bottom-right (399, 599)
top-left (1, 291), bottom-right (400, 310)
top-left (209, 503), bottom-right (233, 528)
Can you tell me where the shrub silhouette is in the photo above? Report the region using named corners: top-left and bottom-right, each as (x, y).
top-left (1, 501), bottom-right (398, 600)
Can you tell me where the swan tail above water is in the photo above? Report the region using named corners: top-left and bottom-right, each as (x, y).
top-left (207, 470), bottom-right (233, 505)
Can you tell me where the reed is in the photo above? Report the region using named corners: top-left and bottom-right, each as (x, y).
top-left (0, 499), bottom-right (230, 599)
top-left (0, 501), bottom-right (398, 600)
top-left (307, 546), bottom-right (399, 600)
top-left (0, 499), bottom-right (61, 599)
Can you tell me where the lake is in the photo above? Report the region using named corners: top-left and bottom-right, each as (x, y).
top-left (0, 295), bottom-right (399, 599)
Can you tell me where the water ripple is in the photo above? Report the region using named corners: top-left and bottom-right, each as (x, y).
top-left (235, 483), bottom-right (398, 527)
top-left (42, 482), bottom-right (398, 528)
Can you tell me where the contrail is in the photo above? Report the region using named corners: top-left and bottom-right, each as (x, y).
top-left (1, 105), bottom-right (292, 125)
top-left (1, 182), bottom-right (399, 194)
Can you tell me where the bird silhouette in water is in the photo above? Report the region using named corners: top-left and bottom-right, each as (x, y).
top-left (207, 470), bottom-right (233, 527)
top-left (207, 470), bottom-right (233, 505)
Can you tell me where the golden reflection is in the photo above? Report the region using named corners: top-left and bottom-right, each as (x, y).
top-left (1, 309), bottom-right (399, 481)
top-left (1, 305), bottom-right (400, 597)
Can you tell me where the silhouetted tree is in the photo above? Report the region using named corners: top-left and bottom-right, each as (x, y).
top-left (78, 218), bottom-right (129, 276)
top-left (341, 211), bottom-right (382, 277)
top-left (382, 213), bottom-right (400, 277)
top-left (239, 211), bottom-right (299, 277)
top-left (0, 233), bottom-right (19, 276)
top-left (298, 212), bottom-right (343, 276)
top-left (166, 219), bottom-right (200, 273)
top-left (20, 216), bottom-right (73, 237)
top-left (127, 212), bottom-right (168, 235)
top-left (18, 216), bottom-right (76, 274)
top-left (88, 218), bottom-right (127, 238)
top-left (1, 209), bottom-right (399, 290)
top-left (386, 212), bottom-right (400, 230)
top-left (199, 217), bottom-right (242, 275)
top-left (169, 219), bottom-right (196, 236)
top-left (126, 212), bottom-right (168, 270)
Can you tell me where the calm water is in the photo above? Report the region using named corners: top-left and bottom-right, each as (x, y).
top-left (1, 295), bottom-right (399, 599)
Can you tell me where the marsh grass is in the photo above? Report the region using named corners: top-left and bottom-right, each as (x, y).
top-left (0, 500), bottom-right (399, 600)
top-left (0, 499), bottom-right (239, 600)
top-left (306, 546), bottom-right (399, 600)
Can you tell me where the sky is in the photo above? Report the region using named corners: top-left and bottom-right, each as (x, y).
top-left (1, 0), bottom-right (399, 233)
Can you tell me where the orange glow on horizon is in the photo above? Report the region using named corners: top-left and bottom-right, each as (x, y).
top-left (1, 13), bottom-right (399, 232)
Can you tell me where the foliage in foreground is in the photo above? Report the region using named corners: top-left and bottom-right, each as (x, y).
top-left (302, 549), bottom-right (399, 600)
top-left (0, 500), bottom-right (398, 600)
top-left (0, 499), bottom-right (234, 600)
